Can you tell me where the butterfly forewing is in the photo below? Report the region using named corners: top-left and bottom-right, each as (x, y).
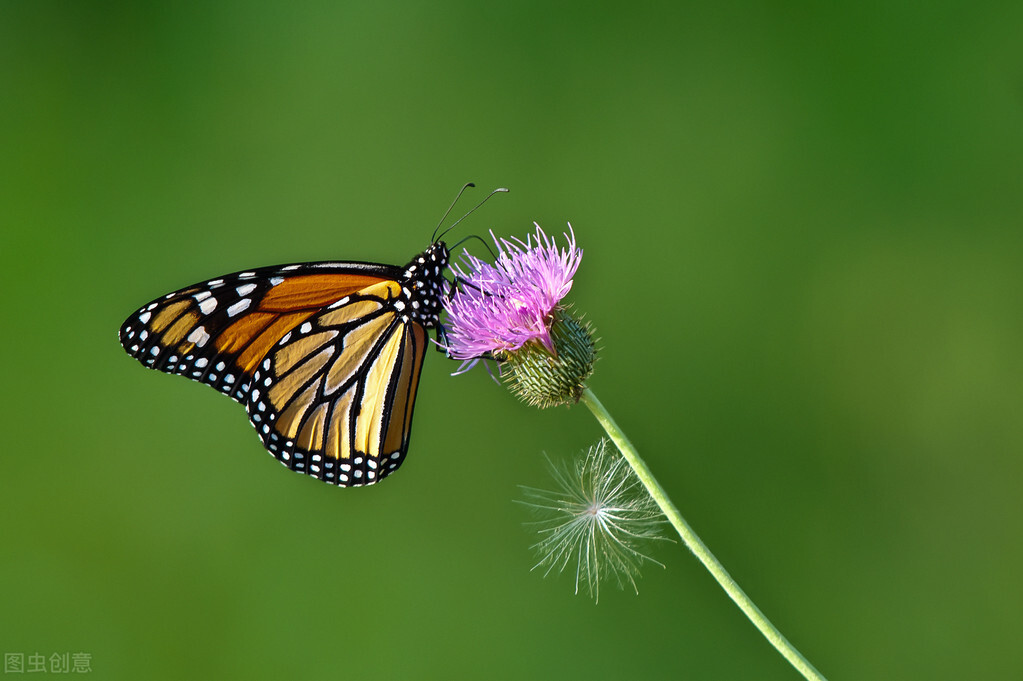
top-left (119, 262), bottom-right (402, 403)
top-left (118, 244), bottom-right (448, 488)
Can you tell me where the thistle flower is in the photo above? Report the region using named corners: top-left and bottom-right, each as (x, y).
top-left (443, 223), bottom-right (596, 407)
top-left (519, 439), bottom-right (667, 602)
top-left (445, 208), bottom-right (826, 680)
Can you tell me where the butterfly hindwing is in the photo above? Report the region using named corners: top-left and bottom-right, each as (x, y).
top-left (246, 285), bottom-right (430, 485)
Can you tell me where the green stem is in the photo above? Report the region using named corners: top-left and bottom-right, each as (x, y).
top-left (579, 388), bottom-right (827, 681)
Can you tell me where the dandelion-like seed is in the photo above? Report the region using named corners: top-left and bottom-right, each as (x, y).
top-left (519, 439), bottom-right (667, 602)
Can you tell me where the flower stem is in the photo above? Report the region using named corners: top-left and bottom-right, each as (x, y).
top-left (579, 388), bottom-right (827, 681)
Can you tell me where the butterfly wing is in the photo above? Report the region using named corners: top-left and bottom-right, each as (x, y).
top-left (119, 260), bottom-right (429, 486)
top-left (246, 280), bottom-right (430, 485)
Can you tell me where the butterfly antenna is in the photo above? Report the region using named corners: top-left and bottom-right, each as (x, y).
top-left (435, 187), bottom-right (509, 243)
top-left (432, 182), bottom-right (476, 243)
top-left (450, 234), bottom-right (498, 261)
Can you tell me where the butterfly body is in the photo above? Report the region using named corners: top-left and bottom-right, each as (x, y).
top-left (119, 242), bottom-right (449, 487)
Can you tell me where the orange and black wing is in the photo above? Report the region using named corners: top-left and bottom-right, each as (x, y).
top-left (246, 277), bottom-right (430, 485)
top-left (118, 257), bottom-right (438, 486)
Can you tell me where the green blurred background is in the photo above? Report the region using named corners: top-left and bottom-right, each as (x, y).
top-left (3, 2), bottom-right (1022, 679)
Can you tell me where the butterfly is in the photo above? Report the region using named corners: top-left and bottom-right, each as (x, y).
top-left (118, 185), bottom-right (504, 487)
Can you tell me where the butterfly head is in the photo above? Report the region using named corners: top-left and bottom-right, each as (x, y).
top-left (400, 241), bottom-right (449, 328)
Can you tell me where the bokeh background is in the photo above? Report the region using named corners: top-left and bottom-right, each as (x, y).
top-left (3, 2), bottom-right (1022, 679)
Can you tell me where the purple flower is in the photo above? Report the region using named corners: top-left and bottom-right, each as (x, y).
top-left (442, 223), bottom-right (582, 370)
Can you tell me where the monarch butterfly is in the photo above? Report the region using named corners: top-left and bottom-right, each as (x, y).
top-left (119, 185), bottom-right (504, 487)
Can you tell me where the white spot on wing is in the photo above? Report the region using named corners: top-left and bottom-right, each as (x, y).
top-left (227, 299), bottom-right (251, 317)
top-left (186, 326), bottom-right (210, 347)
top-left (236, 283), bottom-right (257, 296)
top-left (199, 297), bottom-right (217, 315)
top-left (138, 311), bottom-right (151, 324)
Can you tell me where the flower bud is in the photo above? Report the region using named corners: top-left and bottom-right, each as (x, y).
top-left (504, 308), bottom-right (596, 408)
